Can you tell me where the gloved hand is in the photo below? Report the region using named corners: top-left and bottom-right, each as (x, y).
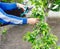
top-left (16, 3), bottom-right (25, 10)
top-left (16, 3), bottom-right (33, 17)
top-left (16, 3), bottom-right (33, 10)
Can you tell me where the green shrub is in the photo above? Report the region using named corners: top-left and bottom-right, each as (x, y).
top-left (2, 0), bottom-right (23, 3)
top-left (24, 0), bottom-right (60, 49)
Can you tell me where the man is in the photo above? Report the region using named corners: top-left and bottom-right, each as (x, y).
top-left (0, 2), bottom-right (39, 26)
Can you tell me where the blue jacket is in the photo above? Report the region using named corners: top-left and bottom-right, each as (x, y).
top-left (0, 2), bottom-right (27, 25)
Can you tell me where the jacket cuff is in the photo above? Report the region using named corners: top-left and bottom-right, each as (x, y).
top-left (22, 18), bottom-right (27, 24)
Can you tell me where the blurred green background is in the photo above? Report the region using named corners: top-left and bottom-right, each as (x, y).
top-left (2, 0), bottom-right (23, 3)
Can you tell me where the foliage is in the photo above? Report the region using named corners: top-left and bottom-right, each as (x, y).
top-left (2, 29), bottom-right (7, 35)
top-left (24, 0), bottom-right (60, 49)
top-left (1, 0), bottom-right (60, 49)
top-left (2, 0), bottom-right (23, 3)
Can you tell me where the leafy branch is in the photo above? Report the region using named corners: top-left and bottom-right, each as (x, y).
top-left (24, 0), bottom-right (60, 49)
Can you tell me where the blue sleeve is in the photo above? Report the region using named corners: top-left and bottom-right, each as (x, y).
top-left (0, 2), bottom-right (17, 11)
top-left (0, 8), bottom-right (27, 25)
